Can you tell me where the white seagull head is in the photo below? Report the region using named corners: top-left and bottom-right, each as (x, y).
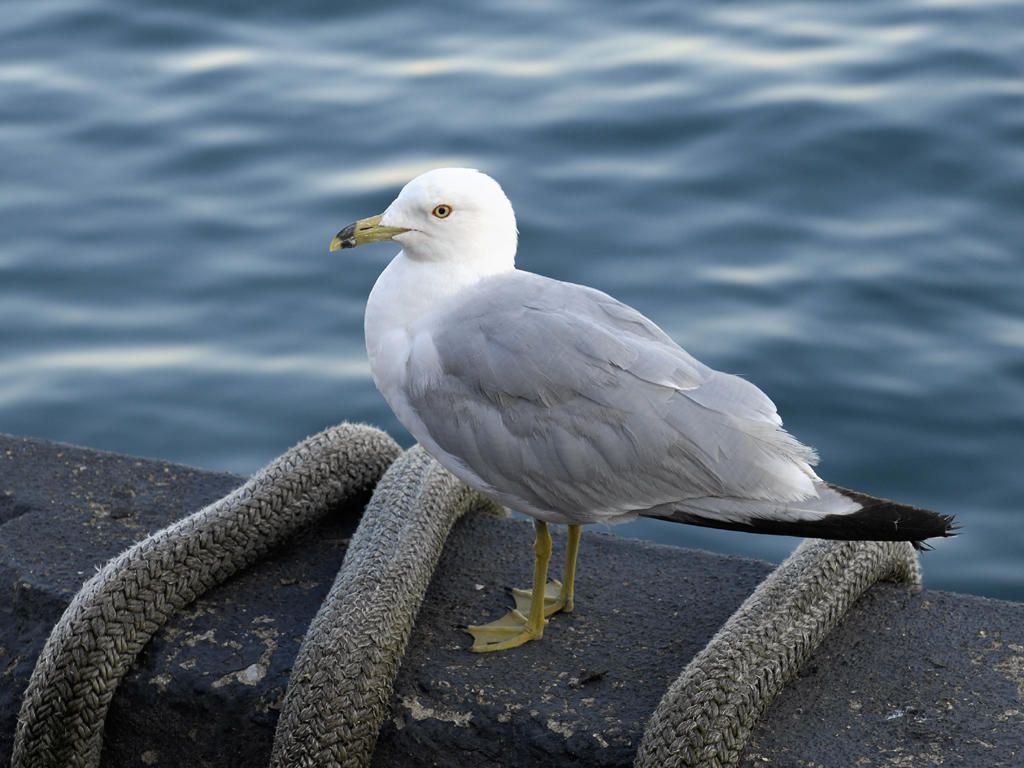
top-left (332, 168), bottom-right (518, 268)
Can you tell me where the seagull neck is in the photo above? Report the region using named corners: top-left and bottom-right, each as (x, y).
top-left (365, 251), bottom-right (514, 341)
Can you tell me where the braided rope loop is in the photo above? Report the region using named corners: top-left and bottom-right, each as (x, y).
top-left (270, 445), bottom-right (503, 768)
top-left (635, 538), bottom-right (920, 768)
top-left (12, 424), bottom-right (401, 768)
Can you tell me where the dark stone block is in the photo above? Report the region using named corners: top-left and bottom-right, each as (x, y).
top-left (2, 432), bottom-right (1022, 767)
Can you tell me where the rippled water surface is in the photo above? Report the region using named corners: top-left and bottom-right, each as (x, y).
top-left (2, 0), bottom-right (1022, 599)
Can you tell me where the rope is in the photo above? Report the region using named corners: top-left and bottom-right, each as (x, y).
top-left (633, 538), bottom-right (920, 768)
top-left (11, 424), bottom-right (402, 768)
top-left (269, 444), bottom-right (502, 768)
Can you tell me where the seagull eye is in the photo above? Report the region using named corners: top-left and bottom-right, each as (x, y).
top-left (432, 204), bottom-right (452, 219)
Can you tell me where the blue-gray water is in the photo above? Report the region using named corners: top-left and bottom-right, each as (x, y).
top-left (2, 0), bottom-right (1022, 601)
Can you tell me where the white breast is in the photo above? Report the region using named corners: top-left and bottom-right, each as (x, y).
top-left (364, 250), bottom-right (513, 433)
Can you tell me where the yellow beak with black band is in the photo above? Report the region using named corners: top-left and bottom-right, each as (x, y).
top-left (330, 214), bottom-right (409, 251)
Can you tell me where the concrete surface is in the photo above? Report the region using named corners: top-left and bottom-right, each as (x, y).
top-left (1, 433), bottom-right (1020, 767)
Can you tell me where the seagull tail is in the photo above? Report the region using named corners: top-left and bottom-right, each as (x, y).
top-left (644, 482), bottom-right (958, 551)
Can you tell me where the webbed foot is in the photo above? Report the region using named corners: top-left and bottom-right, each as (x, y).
top-left (468, 580), bottom-right (570, 652)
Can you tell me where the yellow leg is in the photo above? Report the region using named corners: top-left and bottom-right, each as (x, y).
top-left (467, 522), bottom-right (582, 652)
top-left (562, 524), bottom-right (580, 613)
top-left (512, 523), bottom-right (580, 615)
top-left (468, 519), bottom-right (553, 652)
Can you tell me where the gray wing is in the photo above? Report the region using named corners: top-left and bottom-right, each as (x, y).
top-left (404, 271), bottom-right (820, 522)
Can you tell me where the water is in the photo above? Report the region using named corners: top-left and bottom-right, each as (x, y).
top-left (2, 0), bottom-right (1022, 601)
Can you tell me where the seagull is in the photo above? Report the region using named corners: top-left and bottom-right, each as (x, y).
top-left (331, 168), bottom-right (956, 652)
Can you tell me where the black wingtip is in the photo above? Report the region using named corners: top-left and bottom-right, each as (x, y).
top-left (649, 485), bottom-right (958, 549)
top-left (825, 484), bottom-right (958, 546)
top-left (910, 513), bottom-right (959, 551)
